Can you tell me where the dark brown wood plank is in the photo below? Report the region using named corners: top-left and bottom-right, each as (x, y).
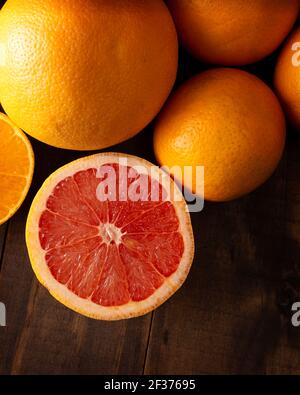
top-left (144, 136), bottom-right (300, 375)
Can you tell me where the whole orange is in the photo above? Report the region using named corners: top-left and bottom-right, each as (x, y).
top-left (0, 0), bottom-right (178, 150)
top-left (166, 0), bottom-right (299, 66)
top-left (275, 27), bottom-right (300, 130)
top-left (154, 69), bottom-right (286, 202)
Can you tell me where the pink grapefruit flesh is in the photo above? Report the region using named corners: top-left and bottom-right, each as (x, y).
top-left (26, 153), bottom-right (194, 320)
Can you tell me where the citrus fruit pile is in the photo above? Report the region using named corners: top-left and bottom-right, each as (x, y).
top-left (0, 0), bottom-right (300, 320)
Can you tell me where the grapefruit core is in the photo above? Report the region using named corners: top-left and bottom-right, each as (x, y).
top-left (26, 153), bottom-right (194, 320)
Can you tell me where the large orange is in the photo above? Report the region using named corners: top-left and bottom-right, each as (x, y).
top-left (275, 27), bottom-right (300, 130)
top-left (166, 0), bottom-right (299, 66)
top-left (154, 68), bottom-right (286, 202)
top-left (0, 0), bottom-right (178, 150)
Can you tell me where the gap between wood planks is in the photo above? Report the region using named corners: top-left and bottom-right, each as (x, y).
top-left (142, 312), bottom-right (154, 374)
top-left (0, 222), bottom-right (9, 273)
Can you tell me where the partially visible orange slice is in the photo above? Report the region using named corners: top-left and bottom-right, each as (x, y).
top-left (26, 153), bottom-right (194, 320)
top-left (0, 113), bottom-right (34, 225)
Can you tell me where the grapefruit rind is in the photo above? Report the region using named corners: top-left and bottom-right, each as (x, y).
top-left (26, 153), bottom-right (194, 320)
top-left (0, 113), bottom-right (34, 225)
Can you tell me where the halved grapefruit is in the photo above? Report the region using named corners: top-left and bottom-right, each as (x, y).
top-left (26, 153), bottom-right (194, 320)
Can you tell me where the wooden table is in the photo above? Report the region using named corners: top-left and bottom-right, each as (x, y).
top-left (1, 44), bottom-right (300, 375)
